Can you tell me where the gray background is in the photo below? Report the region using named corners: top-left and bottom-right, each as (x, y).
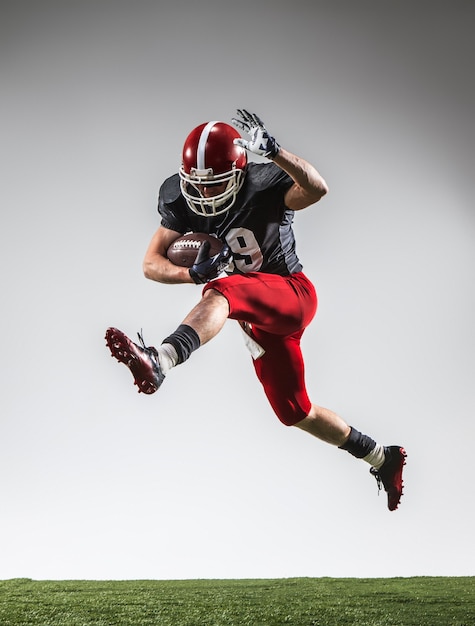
top-left (1, 0), bottom-right (474, 580)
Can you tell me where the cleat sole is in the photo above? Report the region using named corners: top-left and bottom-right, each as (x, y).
top-left (105, 327), bottom-right (163, 395)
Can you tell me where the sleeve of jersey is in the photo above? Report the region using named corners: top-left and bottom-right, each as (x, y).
top-left (157, 175), bottom-right (188, 233)
top-left (252, 162), bottom-right (294, 194)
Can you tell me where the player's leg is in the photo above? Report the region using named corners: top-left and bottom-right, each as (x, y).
top-left (180, 287), bottom-right (230, 345)
top-left (294, 405), bottom-right (351, 446)
top-left (105, 288), bottom-right (228, 393)
top-left (210, 271), bottom-right (318, 335)
top-left (251, 327), bottom-right (406, 511)
top-left (295, 405), bottom-right (388, 470)
top-left (156, 286), bottom-right (229, 373)
top-left (249, 328), bottom-right (351, 450)
top-left (298, 408), bottom-right (407, 511)
top-left (105, 271), bottom-right (308, 394)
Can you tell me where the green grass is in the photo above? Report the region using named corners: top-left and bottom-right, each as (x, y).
top-left (0, 577), bottom-right (473, 626)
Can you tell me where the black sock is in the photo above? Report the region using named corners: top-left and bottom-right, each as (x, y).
top-left (338, 426), bottom-right (376, 458)
top-left (162, 324), bottom-right (201, 364)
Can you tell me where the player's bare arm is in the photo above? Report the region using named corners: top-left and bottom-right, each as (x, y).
top-left (143, 225), bottom-right (195, 284)
top-left (273, 147), bottom-right (329, 211)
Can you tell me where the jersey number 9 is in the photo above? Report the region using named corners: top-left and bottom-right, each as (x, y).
top-left (225, 228), bottom-right (263, 273)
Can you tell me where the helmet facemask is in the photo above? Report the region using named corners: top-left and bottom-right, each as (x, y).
top-left (179, 164), bottom-right (245, 217)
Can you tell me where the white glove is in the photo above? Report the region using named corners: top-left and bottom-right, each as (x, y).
top-left (231, 109), bottom-right (280, 159)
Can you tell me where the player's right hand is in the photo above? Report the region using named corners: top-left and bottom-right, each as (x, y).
top-left (189, 241), bottom-right (233, 284)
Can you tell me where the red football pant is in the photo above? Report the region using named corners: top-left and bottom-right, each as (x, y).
top-left (203, 272), bottom-right (317, 426)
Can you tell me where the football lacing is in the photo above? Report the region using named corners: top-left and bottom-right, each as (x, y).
top-left (172, 239), bottom-right (201, 249)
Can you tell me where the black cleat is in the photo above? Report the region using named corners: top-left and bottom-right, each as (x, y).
top-left (105, 327), bottom-right (164, 394)
top-left (370, 446), bottom-right (407, 511)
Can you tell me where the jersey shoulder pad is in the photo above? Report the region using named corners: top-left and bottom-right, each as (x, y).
top-left (159, 172), bottom-right (182, 204)
top-left (158, 173), bottom-right (189, 232)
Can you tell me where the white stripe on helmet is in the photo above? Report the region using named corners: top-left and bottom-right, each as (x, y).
top-left (197, 121), bottom-right (219, 171)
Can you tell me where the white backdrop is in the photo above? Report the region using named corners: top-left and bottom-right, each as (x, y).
top-left (1, 0), bottom-right (474, 580)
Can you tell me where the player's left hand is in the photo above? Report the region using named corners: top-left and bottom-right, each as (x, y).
top-left (231, 109), bottom-right (280, 159)
top-left (189, 241), bottom-right (233, 284)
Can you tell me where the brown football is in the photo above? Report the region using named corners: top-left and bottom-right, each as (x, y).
top-left (166, 233), bottom-right (224, 268)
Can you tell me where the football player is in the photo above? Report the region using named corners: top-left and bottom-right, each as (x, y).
top-left (106, 109), bottom-right (406, 511)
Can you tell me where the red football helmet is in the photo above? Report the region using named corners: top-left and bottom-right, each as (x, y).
top-left (179, 121), bottom-right (247, 216)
